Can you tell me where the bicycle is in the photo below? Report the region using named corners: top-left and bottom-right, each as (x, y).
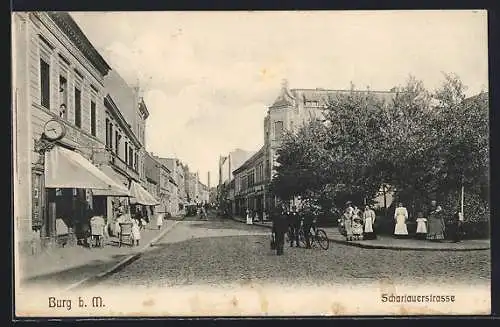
top-left (287, 218), bottom-right (329, 250)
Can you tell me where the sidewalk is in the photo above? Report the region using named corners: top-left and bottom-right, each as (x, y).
top-left (230, 216), bottom-right (490, 251)
top-left (18, 217), bottom-right (182, 289)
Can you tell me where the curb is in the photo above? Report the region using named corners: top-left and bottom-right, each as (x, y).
top-left (64, 218), bottom-right (183, 292)
top-left (229, 217), bottom-right (490, 252)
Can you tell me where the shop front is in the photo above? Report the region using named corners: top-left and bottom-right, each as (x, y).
top-left (41, 144), bottom-right (130, 248)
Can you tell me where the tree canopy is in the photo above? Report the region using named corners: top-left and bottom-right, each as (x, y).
top-left (271, 73), bottom-right (489, 222)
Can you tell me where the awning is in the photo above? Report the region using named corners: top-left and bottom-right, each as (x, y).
top-left (93, 165), bottom-right (130, 196)
top-left (129, 181), bottom-right (160, 206)
top-left (45, 145), bottom-right (130, 197)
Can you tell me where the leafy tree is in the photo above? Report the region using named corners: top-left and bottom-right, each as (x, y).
top-left (270, 73), bottom-right (489, 228)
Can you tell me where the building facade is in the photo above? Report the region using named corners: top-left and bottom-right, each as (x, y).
top-left (143, 152), bottom-right (160, 203)
top-left (13, 12), bottom-right (112, 253)
top-left (158, 157), bottom-right (187, 216)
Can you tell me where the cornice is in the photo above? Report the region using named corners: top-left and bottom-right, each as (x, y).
top-left (45, 12), bottom-right (111, 77)
top-left (32, 13), bottom-right (107, 84)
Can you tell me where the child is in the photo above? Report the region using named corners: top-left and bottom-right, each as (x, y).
top-left (415, 212), bottom-right (428, 240)
top-left (132, 219), bottom-right (141, 246)
top-left (156, 213), bottom-right (164, 230)
top-left (351, 215), bottom-right (364, 241)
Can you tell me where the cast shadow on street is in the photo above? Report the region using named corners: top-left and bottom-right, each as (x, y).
top-left (19, 253), bottom-right (133, 288)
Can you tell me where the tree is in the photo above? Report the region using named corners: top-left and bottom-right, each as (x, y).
top-left (271, 73), bottom-right (489, 226)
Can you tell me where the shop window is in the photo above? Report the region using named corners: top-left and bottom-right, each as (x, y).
top-left (74, 87), bottom-right (82, 128)
top-left (40, 58), bottom-right (50, 109)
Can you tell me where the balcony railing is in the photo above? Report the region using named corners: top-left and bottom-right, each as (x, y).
top-left (94, 148), bottom-right (140, 180)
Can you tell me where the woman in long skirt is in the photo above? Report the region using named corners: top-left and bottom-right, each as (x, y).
top-left (394, 202), bottom-right (409, 238)
top-left (246, 208), bottom-right (253, 225)
top-left (363, 205), bottom-right (376, 240)
top-left (132, 219), bottom-right (141, 246)
top-left (343, 203), bottom-right (354, 241)
top-left (426, 206), bottom-right (445, 241)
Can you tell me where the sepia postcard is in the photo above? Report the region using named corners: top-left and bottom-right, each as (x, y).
top-left (12, 10), bottom-right (491, 317)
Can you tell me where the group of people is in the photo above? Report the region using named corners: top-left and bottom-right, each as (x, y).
top-left (340, 200), bottom-right (464, 243)
top-left (339, 202), bottom-right (377, 241)
top-left (394, 200), bottom-right (464, 242)
top-left (85, 204), bottom-right (166, 248)
top-left (270, 205), bottom-right (318, 256)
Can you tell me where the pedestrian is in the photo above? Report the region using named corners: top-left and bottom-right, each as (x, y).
top-left (289, 205), bottom-right (300, 247)
top-left (132, 218), bottom-right (141, 246)
top-left (426, 202), bottom-right (445, 242)
top-left (272, 207), bottom-right (288, 255)
top-left (415, 211), bottom-right (428, 240)
top-left (363, 205), bottom-right (376, 240)
top-left (246, 208), bottom-right (253, 225)
top-left (447, 209), bottom-right (464, 243)
top-left (343, 202), bottom-right (354, 241)
top-left (351, 208), bottom-right (364, 241)
top-left (156, 212), bottom-right (164, 230)
top-left (89, 210), bottom-right (106, 247)
top-left (394, 202), bottom-right (409, 238)
top-left (302, 206), bottom-right (315, 249)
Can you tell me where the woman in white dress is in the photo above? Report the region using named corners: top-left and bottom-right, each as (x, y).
top-left (415, 211), bottom-right (427, 240)
top-left (363, 205), bottom-right (376, 240)
top-left (394, 202), bottom-right (409, 238)
top-left (246, 208), bottom-right (253, 225)
top-left (132, 219), bottom-right (141, 246)
top-left (156, 212), bottom-right (164, 230)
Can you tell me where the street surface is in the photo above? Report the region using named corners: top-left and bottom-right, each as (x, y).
top-left (95, 212), bottom-right (490, 288)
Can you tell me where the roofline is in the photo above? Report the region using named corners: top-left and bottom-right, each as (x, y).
top-left (47, 12), bottom-right (111, 76)
top-left (291, 88), bottom-right (396, 94)
top-left (233, 145), bottom-right (266, 175)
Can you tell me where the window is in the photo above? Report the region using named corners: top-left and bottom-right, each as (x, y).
top-left (90, 101), bottom-right (96, 136)
top-left (134, 153), bottom-right (138, 171)
top-left (129, 148), bottom-right (134, 167)
top-left (115, 132), bottom-right (121, 156)
top-left (59, 76), bottom-right (67, 119)
top-left (40, 58), bottom-right (50, 109)
top-left (274, 121), bottom-right (284, 141)
top-left (124, 142), bottom-right (128, 164)
top-left (74, 87), bottom-right (82, 128)
top-left (105, 118), bottom-right (110, 147)
top-left (109, 123), bottom-right (114, 151)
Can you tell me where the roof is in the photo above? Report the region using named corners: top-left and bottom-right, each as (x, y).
top-left (48, 12), bottom-right (111, 76)
top-left (291, 88), bottom-right (397, 106)
top-left (233, 145), bottom-right (266, 175)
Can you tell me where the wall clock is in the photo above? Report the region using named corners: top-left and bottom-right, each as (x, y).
top-left (43, 119), bottom-right (66, 141)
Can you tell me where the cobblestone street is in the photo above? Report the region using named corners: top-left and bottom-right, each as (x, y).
top-left (96, 213), bottom-right (490, 289)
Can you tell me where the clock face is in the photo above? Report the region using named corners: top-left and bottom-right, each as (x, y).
top-left (43, 119), bottom-right (66, 141)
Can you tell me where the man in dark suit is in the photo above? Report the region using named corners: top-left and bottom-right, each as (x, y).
top-left (288, 205), bottom-right (300, 247)
top-left (272, 207), bottom-right (288, 255)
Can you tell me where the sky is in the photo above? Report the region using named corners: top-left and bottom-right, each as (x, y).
top-left (70, 10), bottom-right (488, 186)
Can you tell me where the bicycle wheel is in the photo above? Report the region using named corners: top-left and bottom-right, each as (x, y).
top-left (315, 229), bottom-right (329, 250)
